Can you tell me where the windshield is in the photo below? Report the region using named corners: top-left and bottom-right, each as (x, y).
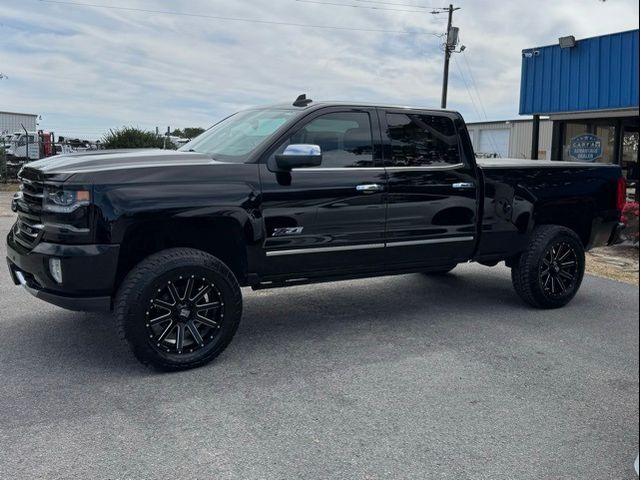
top-left (179, 108), bottom-right (298, 162)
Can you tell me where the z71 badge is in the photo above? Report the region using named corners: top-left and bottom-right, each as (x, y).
top-left (272, 227), bottom-right (304, 236)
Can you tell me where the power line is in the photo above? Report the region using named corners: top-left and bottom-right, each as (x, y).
top-left (37, 0), bottom-right (436, 35)
top-left (458, 50), bottom-right (503, 155)
top-left (451, 56), bottom-right (482, 120)
top-left (295, 0), bottom-right (431, 14)
top-left (460, 49), bottom-right (489, 120)
top-left (354, 0), bottom-right (447, 9)
top-left (452, 55), bottom-right (502, 156)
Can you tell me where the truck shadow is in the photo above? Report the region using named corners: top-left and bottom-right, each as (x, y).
top-left (1, 267), bottom-right (567, 377)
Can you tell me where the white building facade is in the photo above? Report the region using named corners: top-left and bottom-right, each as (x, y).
top-left (466, 119), bottom-right (552, 160)
top-left (0, 111), bottom-right (38, 136)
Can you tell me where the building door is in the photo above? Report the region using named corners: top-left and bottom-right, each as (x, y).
top-left (478, 129), bottom-right (510, 158)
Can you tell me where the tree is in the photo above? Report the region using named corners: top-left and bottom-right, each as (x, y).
top-left (169, 127), bottom-right (205, 139)
top-left (101, 127), bottom-right (175, 149)
top-left (183, 127), bottom-right (205, 139)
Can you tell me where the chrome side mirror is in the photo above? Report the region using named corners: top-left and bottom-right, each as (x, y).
top-left (275, 144), bottom-right (322, 170)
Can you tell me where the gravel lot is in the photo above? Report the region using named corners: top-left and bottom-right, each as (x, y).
top-left (0, 191), bottom-right (16, 217)
top-left (0, 216), bottom-right (638, 480)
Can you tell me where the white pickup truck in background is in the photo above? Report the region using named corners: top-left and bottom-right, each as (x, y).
top-left (5, 131), bottom-right (40, 160)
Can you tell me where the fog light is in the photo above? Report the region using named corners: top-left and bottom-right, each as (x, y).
top-left (49, 258), bottom-right (63, 284)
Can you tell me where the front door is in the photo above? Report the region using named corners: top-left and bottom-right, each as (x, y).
top-left (380, 109), bottom-right (479, 267)
top-left (258, 108), bottom-right (387, 277)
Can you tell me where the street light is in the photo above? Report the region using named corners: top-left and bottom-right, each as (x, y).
top-left (559, 35), bottom-right (577, 48)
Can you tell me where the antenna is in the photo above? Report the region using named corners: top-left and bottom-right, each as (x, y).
top-left (293, 94), bottom-right (313, 107)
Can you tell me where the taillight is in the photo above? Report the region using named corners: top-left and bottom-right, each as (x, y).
top-left (616, 176), bottom-right (626, 214)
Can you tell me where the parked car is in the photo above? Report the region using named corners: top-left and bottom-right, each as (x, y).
top-left (54, 144), bottom-right (76, 155)
top-left (6, 97), bottom-right (626, 370)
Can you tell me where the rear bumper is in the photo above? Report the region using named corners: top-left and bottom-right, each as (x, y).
top-left (587, 215), bottom-right (625, 250)
top-left (6, 229), bottom-right (118, 312)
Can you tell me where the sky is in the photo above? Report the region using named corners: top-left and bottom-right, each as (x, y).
top-left (1, 0), bottom-right (638, 140)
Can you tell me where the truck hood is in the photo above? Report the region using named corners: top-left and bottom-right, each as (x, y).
top-left (26, 149), bottom-right (218, 175)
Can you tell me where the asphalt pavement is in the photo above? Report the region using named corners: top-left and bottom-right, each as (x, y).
top-left (0, 216), bottom-right (638, 480)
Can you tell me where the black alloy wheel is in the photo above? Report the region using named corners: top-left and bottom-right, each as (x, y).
top-left (539, 241), bottom-right (579, 297)
top-left (146, 275), bottom-right (224, 355)
top-left (115, 248), bottom-right (242, 370)
top-left (511, 225), bottom-right (585, 309)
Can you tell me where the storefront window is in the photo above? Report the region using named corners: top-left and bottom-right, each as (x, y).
top-left (562, 121), bottom-right (616, 164)
top-left (621, 119), bottom-right (639, 201)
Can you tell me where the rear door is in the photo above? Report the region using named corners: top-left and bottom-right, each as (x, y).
top-left (380, 109), bottom-right (479, 267)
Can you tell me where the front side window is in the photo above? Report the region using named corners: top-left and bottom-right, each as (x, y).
top-left (180, 108), bottom-right (298, 162)
top-left (274, 111), bottom-right (374, 168)
top-left (385, 113), bottom-right (461, 167)
top-left (17, 136), bottom-right (35, 146)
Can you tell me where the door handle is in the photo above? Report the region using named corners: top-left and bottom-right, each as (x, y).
top-left (452, 182), bottom-right (474, 189)
top-left (356, 184), bottom-right (384, 194)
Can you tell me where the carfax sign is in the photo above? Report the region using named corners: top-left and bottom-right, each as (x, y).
top-left (569, 134), bottom-right (603, 162)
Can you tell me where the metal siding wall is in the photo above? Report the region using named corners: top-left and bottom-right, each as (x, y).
top-left (467, 120), bottom-right (553, 159)
top-left (520, 30), bottom-right (639, 114)
top-left (0, 113), bottom-right (37, 134)
top-left (509, 120), bottom-right (552, 159)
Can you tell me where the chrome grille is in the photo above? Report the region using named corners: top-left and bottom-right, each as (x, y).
top-left (14, 175), bottom-right (45, 248)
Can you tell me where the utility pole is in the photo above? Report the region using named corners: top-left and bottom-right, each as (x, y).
top-left (440, 4), bottom-right (460, 109)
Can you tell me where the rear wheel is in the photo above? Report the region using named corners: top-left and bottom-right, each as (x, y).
top-left (511, 225), bottom-right (585, 309)
top-left (115, 248), bottom-right (242, 370)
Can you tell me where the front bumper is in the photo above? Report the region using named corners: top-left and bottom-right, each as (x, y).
top-left (6, 229), bottom-right (119, 312)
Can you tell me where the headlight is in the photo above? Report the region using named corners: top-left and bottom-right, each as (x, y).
top-left (43, 187), bottom-right (91, 213)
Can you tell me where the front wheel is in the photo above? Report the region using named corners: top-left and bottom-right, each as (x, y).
top-left (511, 225), bottom-right (585, 309)
top-left (114, 248), bottom-right (242, 370)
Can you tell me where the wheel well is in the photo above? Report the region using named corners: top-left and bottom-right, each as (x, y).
top-left (534, 205), bottom-right (592, 247)
top-left (115, 218), bottom-right (248, 290)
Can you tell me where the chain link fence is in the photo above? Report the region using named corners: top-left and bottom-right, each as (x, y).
top-left (0, 144), bottom-right (7, 183)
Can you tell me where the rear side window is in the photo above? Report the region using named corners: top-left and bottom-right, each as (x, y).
top-left (385, 113), bottom-right (461, 167)
top-left (274, 112), bottom-right (374, 168)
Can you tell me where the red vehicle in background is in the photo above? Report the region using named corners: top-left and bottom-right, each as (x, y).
top-left (38, 131), bottom-right (54, 158)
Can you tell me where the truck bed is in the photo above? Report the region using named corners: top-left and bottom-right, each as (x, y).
top-left (474, 158), bottom-right (622, 263)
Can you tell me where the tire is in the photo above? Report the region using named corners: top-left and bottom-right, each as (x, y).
top-left (423, 264), bottom-right (457, 275)
top-left (511, 225), bottom-right (585, 309)
top-left (115, 248), bottom-right (242, 371)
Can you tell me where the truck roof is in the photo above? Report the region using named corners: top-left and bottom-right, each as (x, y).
top-left (257, 100), bottom-right (461, 116)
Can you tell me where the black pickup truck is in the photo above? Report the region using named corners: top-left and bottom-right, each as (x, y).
top-left (6, 97), bottom-right (626, 370)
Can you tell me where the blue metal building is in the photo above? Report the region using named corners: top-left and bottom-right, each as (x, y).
top-left (519, 29), bottom-right (639, 199)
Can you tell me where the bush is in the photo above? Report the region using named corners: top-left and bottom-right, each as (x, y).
top-left (101, 127), bottom-right (175, 149)
top-left (621, 201), bottom-right (639, 245)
